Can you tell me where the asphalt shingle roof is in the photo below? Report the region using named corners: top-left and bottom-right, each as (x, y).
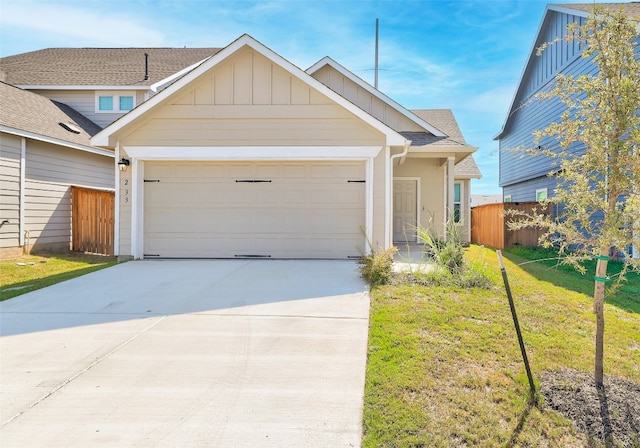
top-left (0, 48), bottom-right (221, 86)
top-left (0, 81), bottom-right (102, 147)
top-left (553, 2), bottom-right (640, 16)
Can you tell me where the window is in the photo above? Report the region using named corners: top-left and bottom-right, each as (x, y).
top-left (536, 188), bottom-right (548, 202)
top-left (504, 195), bottom-right (512, 203)
top-left (98, 96), bottom-right (113, 111)
top-left (95, 92), bottom-right (135, 113)
top-left (453, 182), bottom-right (461, 223)
top-left (119, 96), bottom-right (134, 111)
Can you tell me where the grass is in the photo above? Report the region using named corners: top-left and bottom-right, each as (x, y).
top-left (363, 245), bottom-right (640, 447)
top-left (0, 252), bottom-right (117, 301)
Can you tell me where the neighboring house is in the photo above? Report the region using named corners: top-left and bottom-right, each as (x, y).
top-left (0, 82), bottom-right (114, 257)
top-left (496, 2), bottom-right (640, 203)
top-left (91, 34), bottom-right (480, 260)
top-left (470, 194), bottom-right (502, 208)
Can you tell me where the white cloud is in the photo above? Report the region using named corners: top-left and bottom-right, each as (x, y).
top-left (1, 1), bottom-right (165, 47)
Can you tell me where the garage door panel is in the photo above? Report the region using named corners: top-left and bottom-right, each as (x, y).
top-left (144, 161), bottom-right (365, 258)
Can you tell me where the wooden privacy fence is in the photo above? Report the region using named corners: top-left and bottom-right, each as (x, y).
top-left (72, 186), bottom-right (115, 255)
top-left (471, 202), bottom-right (552, 249)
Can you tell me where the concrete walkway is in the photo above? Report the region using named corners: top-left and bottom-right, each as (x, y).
top-left (0, 260), bottom-right (369, 447)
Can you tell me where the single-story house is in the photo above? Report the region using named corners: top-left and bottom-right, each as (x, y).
top-left (91, 34), bottom-right (480, 260)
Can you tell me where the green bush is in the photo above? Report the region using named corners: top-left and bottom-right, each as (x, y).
top-left (359, 245), bottom-right (397, 288)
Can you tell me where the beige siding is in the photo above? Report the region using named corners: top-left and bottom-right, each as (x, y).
top-left (0, 133), bottom-right (21, 249)
top-left (23, 140), bottom-right (114, 252)
top-left (311, 65), bottom-right (423, 132)
top-left (36, 89), bottom-right (147, 128)
top-left (394, 158), bottom-right (446, 238)
top-left (119, 47), bottom-right (384, 147)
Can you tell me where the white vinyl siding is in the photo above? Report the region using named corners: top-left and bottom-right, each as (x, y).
top-left (34, 89), bottom-right (146, 127)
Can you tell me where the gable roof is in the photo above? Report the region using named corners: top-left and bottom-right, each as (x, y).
top-left (92, 34), bottom-right (408, 148)
top-left (0, 47), bottom-right (220, 88)
top-left (0, 82), bottom-right (111, 156)
top-left (307, 57), bottom-right (446, 137)
top-left (495, 2), bottom-right (640, 139)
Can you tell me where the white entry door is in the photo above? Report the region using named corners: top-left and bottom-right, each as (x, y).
top-left (393, 179), bottom-right (418, 243)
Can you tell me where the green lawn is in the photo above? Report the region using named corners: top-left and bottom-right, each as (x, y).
top-left (363, 245), bottom-right (640, 447)
top-left (0, 253), bottom-right (117, 301)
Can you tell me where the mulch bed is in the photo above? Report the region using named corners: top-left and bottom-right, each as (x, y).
top-left (540, 368), bottom-right (640, 447)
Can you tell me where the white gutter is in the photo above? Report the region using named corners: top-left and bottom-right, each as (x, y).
top-left (386, 140), bottom-right (411, 248)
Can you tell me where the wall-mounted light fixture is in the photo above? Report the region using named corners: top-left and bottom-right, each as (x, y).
top-left (118, 158), bottom-right (130, 172)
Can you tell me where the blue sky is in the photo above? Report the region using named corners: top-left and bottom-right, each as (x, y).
top-left (1, 0), bottom-right (630, 195)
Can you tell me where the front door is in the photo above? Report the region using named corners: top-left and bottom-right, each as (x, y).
top-left (393, 179), bottom-right (417, 243)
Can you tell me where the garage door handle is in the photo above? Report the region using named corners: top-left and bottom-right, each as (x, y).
top-left (235, 180), bottom-right (272, 183)
top-left (348, 180), bottom-right (366, 183)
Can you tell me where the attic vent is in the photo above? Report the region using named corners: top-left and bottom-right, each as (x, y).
top-left (59, 122), bottom-right (81, 134)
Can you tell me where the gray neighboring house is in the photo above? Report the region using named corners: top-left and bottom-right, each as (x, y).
top-left (0, 82), bottom-right (114, 257)
top-left (0, 48), bottom-right (220, 258)
top-left (496, 2), bottom-right (640, 203)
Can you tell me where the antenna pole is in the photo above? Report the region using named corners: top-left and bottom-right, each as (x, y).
top-left (374, 18), bottom-right (379, 89)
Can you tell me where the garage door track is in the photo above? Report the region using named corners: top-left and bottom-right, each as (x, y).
top-left (0, 259), bottom-right (370, 447)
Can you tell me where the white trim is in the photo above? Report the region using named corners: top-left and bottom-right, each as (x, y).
top-left (92, 35), bottom-right (408, 148)
top-left (16, 85), bottom-right (148, 91)
top-left (306, 57), bottom-right (446, 138)
top-left (123, 146), bottom-right (383, 160)
top-left (150, 57), bottom-right (211, 92)
top-left (1, 126), bottom-right (114, 157)
top-left (95, 91), bottom-right (136, 113)
top-left (114, 142), bottom-right (120, 256)
top-left (366, 158), bottom-right (375, 254)
top-left (384, 146), bottom-right (391, 248)
top-left (446, 157), bottom-right (455, 235)
top-left (536, 187), bottom-right (548, 202)
top-left (19, 138), bottom-right (26, 247)
top-left (131, 159), bottom-right (143, 259)
top-left (392, 177), bottom-right (421, 243)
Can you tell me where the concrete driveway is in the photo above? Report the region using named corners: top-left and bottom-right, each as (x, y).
top-left (0, 260), bottom-right (370, 447)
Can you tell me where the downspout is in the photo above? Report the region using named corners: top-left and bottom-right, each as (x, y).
top-left (387, 140), bottom-right (411, 248)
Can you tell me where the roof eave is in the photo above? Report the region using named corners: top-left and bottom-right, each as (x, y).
top-left (1, 125), bottom-right (114, 157)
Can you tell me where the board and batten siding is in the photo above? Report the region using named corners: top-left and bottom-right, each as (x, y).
top-left (36, 89), bottom-right (147, 128)
top-left (118, 47), bottom-right (385, 147)
top-left (311, 65), bottom-right (424, 132)
top-left (0, 133), bottom-right (22, 250)
top-left (23, 140), bottom-right (113, 252)
top-left (500, 10), bottom-right (639, 191)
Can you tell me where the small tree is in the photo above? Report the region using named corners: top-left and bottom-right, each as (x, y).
top-left (514, 6), bottom-right (640, 386)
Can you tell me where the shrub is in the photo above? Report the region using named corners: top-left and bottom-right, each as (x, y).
top-left (359, 245), bottom-right (397, 288)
